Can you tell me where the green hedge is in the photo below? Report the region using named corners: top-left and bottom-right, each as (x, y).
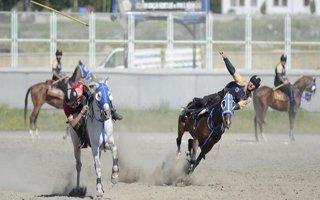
top-left (1, 105), bottom-right (319, 134)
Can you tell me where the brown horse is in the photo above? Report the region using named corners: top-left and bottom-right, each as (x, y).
top-left (253, 76), bottom-right (316, 141)
top-left (24, 65), bottom-right (83, 138)
top-left (176, 93), bottom-right (235, 174)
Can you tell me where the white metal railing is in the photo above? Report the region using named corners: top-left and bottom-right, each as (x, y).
top-left (0, 11), bottom-right (319, 69)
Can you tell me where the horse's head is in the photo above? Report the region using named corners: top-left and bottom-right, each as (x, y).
top-left (220, 92), bottom-right (235, 129)
top-left (304, 77), bottom-right (316, 101)
top-left (93, 80), bottom-right (112, 121)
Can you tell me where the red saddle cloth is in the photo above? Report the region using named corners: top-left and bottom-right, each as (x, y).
top-left (46, 80), bottom-right (64, 100)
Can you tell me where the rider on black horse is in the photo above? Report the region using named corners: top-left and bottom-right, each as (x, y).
top-left (274, 54), bottom-right (297, 112)
top-left (183, 51), bottom-right (261, 117)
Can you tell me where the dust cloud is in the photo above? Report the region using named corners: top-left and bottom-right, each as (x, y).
top-left (116, 132), bottom-right (195, 186)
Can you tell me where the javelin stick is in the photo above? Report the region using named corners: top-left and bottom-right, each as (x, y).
top-left (31, 0), bottom-right (88, 27)
top-left (52, 75), bottom-right (69, 85)
top-left (273, 82), bottom-right (289, 91)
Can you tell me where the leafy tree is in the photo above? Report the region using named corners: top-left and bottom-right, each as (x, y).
top-left (310, 0), bottom-right (316, 14)
top-left (260, 1), bottom-right (266, 14)
top-left (0, 0), bottom-right (20, 11)
top-left (211, 0), bottom-right (221, 13)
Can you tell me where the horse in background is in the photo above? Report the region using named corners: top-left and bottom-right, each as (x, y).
top-left (253, 76), bottom-right (316, 141)
top-left (24, 63), bottom-right (90, 139)
top-left (68, 80), bottom-right (119, 198)
top-left (176, 93), bottom-right (235, 174)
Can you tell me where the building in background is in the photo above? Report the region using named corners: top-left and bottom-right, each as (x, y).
top-left (222, 0), bottom-right (320, 15)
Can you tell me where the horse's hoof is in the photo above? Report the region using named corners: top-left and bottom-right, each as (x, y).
top-left (176, 152), bottom-right (181, 160)
top-left (111, 172), bottom-right (119, 184)
top-left (69, 186), bottom-right (87, 197)
top-left (96, 183), bottom-right (104, 197)
top-left (185, 150), bottom-right (191, 157)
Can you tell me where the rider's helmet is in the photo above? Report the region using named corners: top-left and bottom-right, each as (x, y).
top-left (56, 49), bottom-right (63, 56)
top-left (250, 75), bottom-right (261, 89)
top-left (280, 54), bottom-right (287, 62)
top-left (65, 88), bottom-right (78, 107)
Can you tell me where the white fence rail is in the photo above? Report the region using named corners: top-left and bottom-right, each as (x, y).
top-left (0, 11), bottom-right (320, 70)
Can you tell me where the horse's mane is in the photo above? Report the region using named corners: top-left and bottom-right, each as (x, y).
top-left (69, 66), bottom-right (81, 83)
top-left (293, 75), bottom-right (313, 86)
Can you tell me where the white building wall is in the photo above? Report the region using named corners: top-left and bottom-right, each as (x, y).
top-left (222, 0), bottom-right (320, 15)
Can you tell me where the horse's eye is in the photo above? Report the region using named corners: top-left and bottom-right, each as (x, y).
top-left (95, 92), bottom-right (102, 101)
top-left (221, 100), bottom-right (226, 108)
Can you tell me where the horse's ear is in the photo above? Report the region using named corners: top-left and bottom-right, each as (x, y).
top-left (104, 77), bottom-right (109, 86)
top-left (89, 82), bottom-right (99, 90)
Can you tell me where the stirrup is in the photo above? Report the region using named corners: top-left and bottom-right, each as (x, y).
top-left (197, 108), bottom-right (207, 117)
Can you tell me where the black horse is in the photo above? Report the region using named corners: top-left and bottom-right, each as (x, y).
top-left (176, 93), bottom-right (235, 174)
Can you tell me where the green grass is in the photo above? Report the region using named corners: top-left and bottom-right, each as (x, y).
top-left (1, 105), bottom-right (319, 134)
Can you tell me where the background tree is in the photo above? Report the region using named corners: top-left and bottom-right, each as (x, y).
top-left (0, 0), bottom-right (20, 11)
top-left (211, 0), bottom-right (221, 13)
top-left (310, 0), bottom-right (316, 14)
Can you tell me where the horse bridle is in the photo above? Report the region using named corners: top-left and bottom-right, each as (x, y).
top-left (294, 79), bottom-right (316, 101)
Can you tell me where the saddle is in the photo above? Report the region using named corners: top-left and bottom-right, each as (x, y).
top-left (45, 80), bottom-right (64, 100)
top-left (272, 90), bottom-right (289, 102)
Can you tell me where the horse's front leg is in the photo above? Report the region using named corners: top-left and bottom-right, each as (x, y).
top-left (191, 152), bottom-right (205, 172)
top-left (69, 126), bottom-right (86, 197)
top-left (92, 147), bottom-right (104, 197)
top-left (108, 136), bottom-right (119, 184)
top-left (288, 111), bottom-right (296, 141)
top-left (187, 138), bottom-right (199, 174)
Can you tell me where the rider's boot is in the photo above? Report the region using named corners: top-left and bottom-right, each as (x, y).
top-left (111, 107), bottom-right (123, 120)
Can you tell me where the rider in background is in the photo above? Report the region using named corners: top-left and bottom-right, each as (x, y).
top-left (274, 54), bottom-right (296, 111)
top-left (64, 80), bottom-right (92, 148)
top-left (51, 49), bottom-right (67, 91)
top-left (184, 51), bottom-right (261, 116)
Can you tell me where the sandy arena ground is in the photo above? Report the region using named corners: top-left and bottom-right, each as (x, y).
top-left (0, 131), bottom-right (320, 200)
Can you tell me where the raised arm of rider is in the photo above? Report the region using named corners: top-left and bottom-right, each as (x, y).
top-left (224, 57), bottom-right (236, 75)
top-left (220, 51), bottom-right (236, 75)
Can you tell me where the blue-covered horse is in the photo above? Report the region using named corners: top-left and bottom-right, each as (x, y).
top-left (177, 93), bottom-right (235, 174)
top-left (69, 80), bottom-right (119, 197)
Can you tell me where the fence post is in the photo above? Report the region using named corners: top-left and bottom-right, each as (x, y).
top-left (89, 12), bottom-right (96, 68)
top-left (245, 14), bottom-right (252, 69)
top-left (167, 13), bottom-right (174, 68)
top-left (50, 12), bottom-right (57, 68)
top-left (127, 13), bottom-right (135, 69)
top-left (206, 13), bottom-right (212, 69)
top-left (285, 14), bottom-right (291, 70)
top-left (11, 10), bottom-right (18, 68)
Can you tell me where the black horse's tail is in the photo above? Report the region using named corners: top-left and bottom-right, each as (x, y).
top-left (24, 86), bottom-right (32, 127)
